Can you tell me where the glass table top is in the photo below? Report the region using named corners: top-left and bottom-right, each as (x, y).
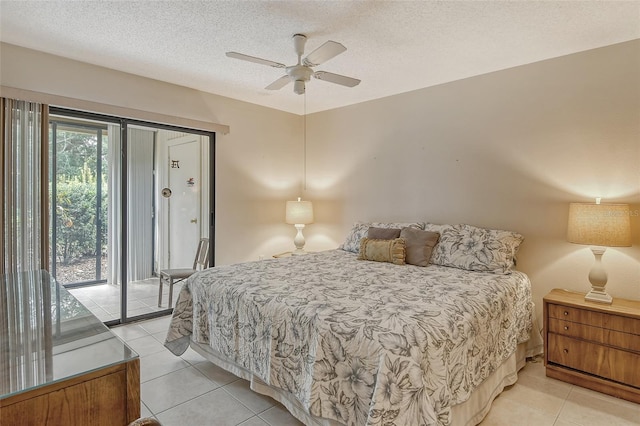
top-left (0, 270), bottom-right (138, 399)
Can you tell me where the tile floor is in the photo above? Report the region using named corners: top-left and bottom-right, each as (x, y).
top-left (69, 278), bottom-right (182, 322)
top-left (113, 317), bottom-right (639, 426)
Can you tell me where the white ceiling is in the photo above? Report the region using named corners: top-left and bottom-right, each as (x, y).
top-left (1, 1), bottom-right (639, 115)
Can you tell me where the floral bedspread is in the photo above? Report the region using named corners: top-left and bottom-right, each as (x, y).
top-left (165, 250), bottom-right (535, 426)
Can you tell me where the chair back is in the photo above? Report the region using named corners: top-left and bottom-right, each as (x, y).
top-left (192, 238), bottom-right (210, 270)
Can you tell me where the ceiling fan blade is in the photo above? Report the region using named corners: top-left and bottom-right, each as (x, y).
top-left (226, 52), bottom-right (286, 68)
top-left (313, 71), bottom-right (360, 87)
top-left (302, 41), bottom-right (346, 67)
top-left (265, 75), bottom-right (291, 90)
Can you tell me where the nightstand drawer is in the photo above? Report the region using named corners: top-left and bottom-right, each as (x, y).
top-left (548, 303), bottom-right (640, 334)
top-left (548, 333), bottom-right (640, 387)
top-left (548, 318), bottom-right (640, 352)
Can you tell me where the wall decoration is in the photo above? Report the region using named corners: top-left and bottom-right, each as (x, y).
top-left (187, 178), bottom-right (195, 186)
top-left (171, 160), bottom-right (180, 168)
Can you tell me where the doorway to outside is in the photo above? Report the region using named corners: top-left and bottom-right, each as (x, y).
top-left (49, 117), bottom-right (108, 287)
top-left (48, 109), bottom-right (214, 325)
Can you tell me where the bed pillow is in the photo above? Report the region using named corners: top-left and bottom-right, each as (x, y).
top-left (423, 223), bottom-right (451, 234)
top-left (400, 227), bottom-right (440, 267)
top-left (367, 227), bottom-right (401, 240)
top-left (358, 238), bottom-right (406, 265)
top-left (339, 222), bottom-right (425, 253)
top-left (428, 223), bottom-right (524, 274)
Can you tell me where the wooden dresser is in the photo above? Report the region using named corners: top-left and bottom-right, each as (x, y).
top-left (0, 270), bottom-right (140, 425)
top-left (543, 289), bottom-right (640, 403)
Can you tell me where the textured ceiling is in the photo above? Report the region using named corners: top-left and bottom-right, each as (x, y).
top-left (1, 1), bottom-right (639, 115)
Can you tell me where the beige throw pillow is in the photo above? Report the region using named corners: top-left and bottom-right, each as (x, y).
top-left (358, 238), bottom-right (406, 265)
top-left (400, 227), bottom-right (440, 267)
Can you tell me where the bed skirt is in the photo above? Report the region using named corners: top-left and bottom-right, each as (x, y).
top-left (190, 339), bottom-right (535, 426)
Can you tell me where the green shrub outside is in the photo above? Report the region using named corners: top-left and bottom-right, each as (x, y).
top-left (53, 164), bottom-right (108, 265)
top-left (51, 127), bottom-right (109, 265)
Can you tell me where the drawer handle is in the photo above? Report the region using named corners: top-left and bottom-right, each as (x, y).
top-left (564, 326), bottom-right (569, 331)
top-left (563, 311), bottom-right (569, 316)
top-left (563, 349), bottom-right (569, 354)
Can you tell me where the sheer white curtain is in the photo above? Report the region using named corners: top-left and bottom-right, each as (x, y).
top-left (106, 126), bottom-right (155, 284)
top-left (0, 98), bottom-right (49, 275)
top-left (127, 128), bottom-right (155, 281)
top-left (106, 124), bottom-right (121, 284)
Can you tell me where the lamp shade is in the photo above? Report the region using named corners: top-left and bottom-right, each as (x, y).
top-left (286, 198), bottom-right (314, 225)
top-left (567, 203), bottom-right (631, 247)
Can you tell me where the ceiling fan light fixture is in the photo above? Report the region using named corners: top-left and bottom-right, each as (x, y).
top-left (294, 80), bottom-right (305, 95)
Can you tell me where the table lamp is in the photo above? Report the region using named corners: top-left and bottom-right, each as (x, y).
top-left (286, 197), bottom-right (314, 254)
top-left (567, 201), bottom-right (631, 304)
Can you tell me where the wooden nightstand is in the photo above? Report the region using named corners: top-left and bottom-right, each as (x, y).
top-left (543, 289), bottom-right (640, 403)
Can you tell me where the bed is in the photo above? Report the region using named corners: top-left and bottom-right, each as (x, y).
top-left (165, 223), bottom-right (543, 426)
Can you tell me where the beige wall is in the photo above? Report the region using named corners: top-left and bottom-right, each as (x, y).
top-left (303, 39), bottom-right (640, 319)
top-left (2, 40), bottom-right (639, 320)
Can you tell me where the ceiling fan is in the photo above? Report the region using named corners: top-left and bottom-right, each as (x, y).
top-left (226, 34), bottom-right (360, 95)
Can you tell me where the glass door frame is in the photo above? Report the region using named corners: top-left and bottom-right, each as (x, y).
top-left (49, 106), bottom-right (216, 326)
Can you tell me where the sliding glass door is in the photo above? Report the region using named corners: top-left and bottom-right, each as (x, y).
top-left (48, 108), bottom-right (214, 325)
top-left (124, 126), bottom-right (212, 317)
